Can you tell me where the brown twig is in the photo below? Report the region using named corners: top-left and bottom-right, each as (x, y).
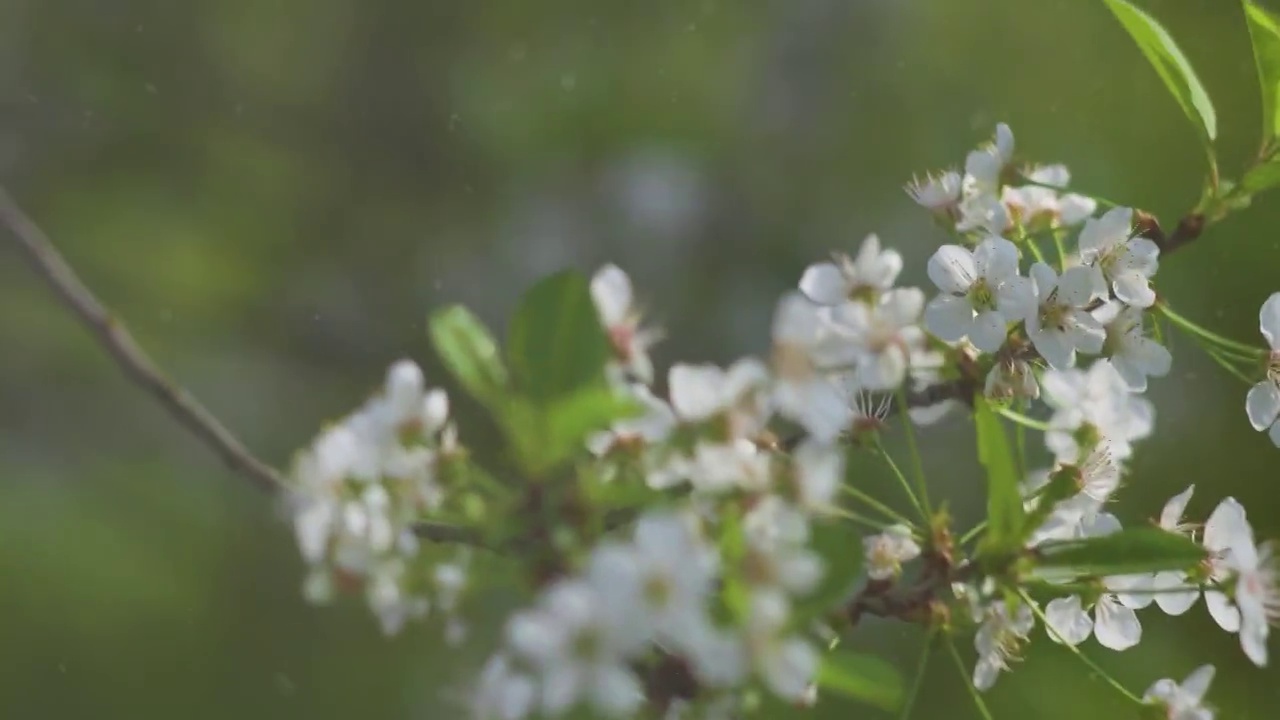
top-left (0, 186), bottom-right (473, 545)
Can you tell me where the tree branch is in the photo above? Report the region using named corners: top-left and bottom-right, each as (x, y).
top-left (0, 186), bottom-right (473, 545)
top-left (1, 186), bottom-right (287, 494)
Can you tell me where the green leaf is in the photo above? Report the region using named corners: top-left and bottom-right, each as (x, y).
top-left (816, 649), bottom-right (903, 712)
top-left (542, 384), bottom-right (641, 471)
top-left (428, 305), bottom-right (509, 407)
top-left (1035, 527), bottom-right (1207, 576)
top-left (507, 270), bottom-right (613, 403)
top-left (1103, 0), bottom-right (1217, 145)
top-left (1242, 157), bottom-right (1280, 193)
top-left (974, 397), bottom-right (1025, 552)
top-left (1245, 0), bottom-right (1280, 148)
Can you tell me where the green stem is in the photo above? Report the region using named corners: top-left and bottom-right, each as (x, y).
top-left (1159, 303), bottom-right (1265, 357)
top-left (944, 635), bottom-right (996, 720)
top-left (899, 630), bottom-right (936, 720)
top-left (841, 483), bottom-right (919, 529)
top-left (1025, 236), bottom-right (1049, 265)
top-left (997, 406), bottom-right (1051, 432)
top-left (891, 394), bottom-right (934, 517)
top-left (1052, 230), bottom-right (1069, 272)
top-left (1205, 347), bottom-right (1257, 385)
top-left (1018, 589), bottom-right (1143, 705)
top-left (827, 506), bottom-right (894, 532)
top-left (959, 520), bottom-right (988, 547)
top-left (874, 435), bottom-right (930, 523)
top-left (1013, 404), bottom-right (1027, 481)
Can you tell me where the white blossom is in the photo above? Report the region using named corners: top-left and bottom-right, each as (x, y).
top-left (799, 234), bottom-right (902, 304)
top-left (923, 236), bottom-right (1036, 352)
top-left (742, 497), bottom-right (824, 596)
top-left (1077, 207), bottom-right (1160, 309)
top-left (973, 599), bottom-right (1035, 691)
top-left (745, 589), bottom-right (819, 702)
top-left (506, 579), bottom-right (647, 717)
top-left (790, 439), bottom-right (845, 512)
top-left (771, 292), bottom-right (858, 442)
top-left (984, 356), bottom-right (1039, 400)
top-left (473, 654), bottom-right (537, 720)
top-left (905, 170), bottom-right (963, 212)
top-left (828, 287), bottom-right (926, 390)
top-left (1245, 292), bottom-right (1280, 447)
top-left (863, 524), bottom-right (921, 580)
top-left (1202, 497), bottom-right (1278, 667)
top-left (1098, 302), bottom-right (1172, 392)
top-left (1143, 665), bottom-right (1216, 720)
top-left (1152, 485), bottom-right (1202, 616)
top-left (591, 264), bottom-right (662, 384)
top-left (1043, 574), bottom-right (1150, 651)
top-left (1041, 361), bottom-right (1153, 463)
top-left (1001, 164), bottom-right (1096, 228)
top-left (669, 358), bottom-right (771, 438)
top-left (1026, 262), bottom-right (1107, 369)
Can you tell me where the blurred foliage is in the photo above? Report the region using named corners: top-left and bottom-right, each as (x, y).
top-left (2, 0), bottom-right (1280, 717)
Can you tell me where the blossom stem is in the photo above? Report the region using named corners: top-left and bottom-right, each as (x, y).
top-left (1204, 347), bottom-right (1257, 385)
top-left (1052, 230), bottom-right (1070, 272)
top-left (1025, 234), bottom-right (1049, 265)
top-left (827, 506), bottom-right (895, 532)
top-left (959, 520), bottom-right (988, 547)
top-left (840, 483), bottom-right (919, 529)
top-left (1158, 303), bottom-right (1266, 357)
top-left (1018, 589), bottom-right (1143, 705)
top-left (879, 420), bottom-right (932, 521)
top-left (996, 407), bottom-right (1051, 432)
top-left (943, 634), bottom-right (996, 720)
top-left (899, 629), bottom-right (936, 720)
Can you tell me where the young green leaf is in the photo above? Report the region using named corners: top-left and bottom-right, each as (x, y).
top-left (1103, 0), bottom-right (1217, 146)
top-left (428, 305), bottom-right (509, 407)
top-left (974, 397), bottom-right (1025, 552)
top-left (1244, 0), bottom-right (1280, 150)
top-left (1034, 526), bottom-right (1207, 576)
top-left (1243, 159), bottom-right (1280, 193)
top-left (816, 649), bottom-right (904, 712)
top-left (507, 270), bottom-right (613, 403)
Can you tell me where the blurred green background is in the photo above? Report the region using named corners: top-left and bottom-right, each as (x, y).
top-left (2, 0), bottom-right (1279, 717)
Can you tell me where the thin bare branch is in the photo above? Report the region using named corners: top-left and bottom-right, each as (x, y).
top-left (0, 186), bottom-right (474, 546)
top-left (1, 186), bottom-right (287, 493)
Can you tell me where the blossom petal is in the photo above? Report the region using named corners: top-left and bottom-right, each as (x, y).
top-left (970, 310), bottom-right (1008, 352)
top-left (927, 245), bottom-right (977, 294)
top-left (1241, 620), bottom-right (1269, 667)
top-left (1246, 381), bottom-right (1280, 432)
top-left (1205, 590), bottom-right (1241, 632)
top-left (974, 236), bottom-right (1019, 283)
top-left (1029, 262), bottom-right (1057, 302)
top-left (1181, 664), bottom-right (1215, 702)
top-left (1044, 596), bottom-right (1093, 645)
top-left (798, 263), bottom-right (848, 305)
top-left (591, 264), bottom-right (633, 326)
top-left (1270, 420), bottom-right (1280, 448)
top-left (1094, 599), bottom-right (1141, 651)
top-left (1152, 571), bottom-right (1199, 615)
top-left (996, 275), bottom-right (1037, 321)
top-left (590, 663), bottom-right (644, 716)
top-left (1030, 327), bottom-right (1075, 370)
top-left (1159, 485), bottom-right (1195, 531)
top-left (1058, 266), bottom-right (1105, 307)
top-left (1261, 292), bottom-right (1280, 350)
top-left (668, 364), bottom-right (725, 422)
top-left (924, 294), bottom-right (974, 342)
top-left (1112, 271), bottom-right (1156, 309)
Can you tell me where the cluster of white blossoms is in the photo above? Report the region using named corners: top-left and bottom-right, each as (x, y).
top-left (281, 122), bottom-right (1280, 720)
top-left (288, 360), bottom-right (472, 637)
